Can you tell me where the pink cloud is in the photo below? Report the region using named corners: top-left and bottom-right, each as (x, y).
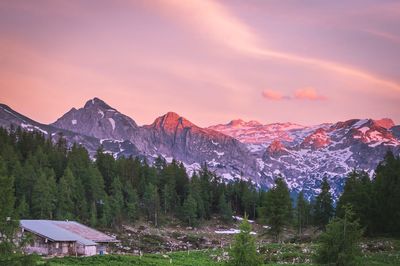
top-left (262, 88), bottom-right (326, 101)
top-left (294, 87), bottom-right (326, 100)
top-left (262, 89), bottom-right (286, 100)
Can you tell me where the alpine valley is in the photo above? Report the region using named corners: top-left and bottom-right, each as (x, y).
top-left (1, 98), bottom-right (399, 200)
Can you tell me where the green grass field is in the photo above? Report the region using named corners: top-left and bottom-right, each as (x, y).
top-left (40, 239), bottom-right (400, 265)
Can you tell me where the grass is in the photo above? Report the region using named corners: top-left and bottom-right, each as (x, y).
top-left (45, 250), bottom-right (225, 266)
top-left (37, 238), bottom-right (400, 265)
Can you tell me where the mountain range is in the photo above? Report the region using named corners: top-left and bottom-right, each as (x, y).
top-left (1, 97), bottom-right (399, 199)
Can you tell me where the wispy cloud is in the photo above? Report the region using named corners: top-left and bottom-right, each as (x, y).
top-left (158, 0), bottom-right (400, 92)
top-left (362, 28), bottom-right (400, 44)
top-left (262, 88), bottom-right (326, 101)
top-left (294, 88), bottom-right (326, 100)
top-left (262, 90), bottom-right (285, 100)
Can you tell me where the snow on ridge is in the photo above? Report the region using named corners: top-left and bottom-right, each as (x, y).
top-left (98, 109), bottom-right (104, 118)
top-left (108, 118), bottom-right (115, 131)
top-left (213, 150), bottom-right (224, 157)
top-left (353, 119), bottom-right (369, 128)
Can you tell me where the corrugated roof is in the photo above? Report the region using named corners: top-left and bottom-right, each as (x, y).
top-left (53, 221), bottom-right (118, 243)
top-left (20, 220), bottom-right (97, 246)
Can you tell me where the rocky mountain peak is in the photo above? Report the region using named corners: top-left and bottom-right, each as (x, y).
top-left (300, 128), bottom-right (330, 149)
top-left (267, 140), bottom-right (286, 154)
top-left (84, 97), bottom-right (114, 110)
top-left (228, 119), bottom-right (262, 127)
top-left (151, 112), bottom-right (195, 132)
top-left (228, 119), bottom-right (245, 127)
top-left (372, 118), bottom-right (395, 129)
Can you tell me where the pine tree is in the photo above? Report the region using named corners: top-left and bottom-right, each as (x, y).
top-left (182, 193), bottom-right (197, 226)
top-left (0, 158), bottom-right (18, 254)
top-left (125, 186), bottom-right (139, 223)
top-left (296, 191), bottom-right (310, 235)
top-left (143, 183), bottom-right (160, 227)
top-left (336, 170), bottom-right (372, 233)
top-left (229, 216), bottom-right (261, 266)
top-left (99, 196), bottom-right (112, 227)
top-left (57, 167), bottom-right (76, 220)
top-left (110, 177), bottom-right (124, 226)
top-left (371, 151), bottom-right (400, 235)
top-left (316, 205), bottom-right (363, 265)
top-left (313, 177), bottom-right (334, 229)
top-left (31, 169), bottom-right (57, 219)
top-left (17, 196), bottom-right (29, 219)
top-left (218, 192), bottom-right (232, 223)
top-left (90, 201), bottom-right (97, 227)
top-left (264, 177), bottom-right (292, 242)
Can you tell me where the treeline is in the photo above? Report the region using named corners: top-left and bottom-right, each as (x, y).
top-left (0, 128), bottom-right (259, 228)
top-left (0, 128), bottom-right (399, 238)
top-left (259, 150), bottom-right (400, 239)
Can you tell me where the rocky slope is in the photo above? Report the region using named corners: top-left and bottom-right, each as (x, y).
top-left (211, 118), bottom-right (400, 199)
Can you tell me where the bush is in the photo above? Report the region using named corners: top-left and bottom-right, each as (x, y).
top-left (229, 216), bottom-right (261, 266)
top-left (316, 206), bottom-right (363, 265)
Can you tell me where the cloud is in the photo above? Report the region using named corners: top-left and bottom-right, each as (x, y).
top-left (262, 90), bottom-right (285, 100)
top-left (262, 88), bottom-right (326, 101)
top-left (362, 28), bottom-right (400, 44)
top-left (294, 88), bottom-right (326, 100)
top-left (157, 0), bottom-right (400, 92)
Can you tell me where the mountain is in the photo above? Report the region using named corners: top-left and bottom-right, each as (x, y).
top-left (51, 100), bottom-right (258, 181)
top-left (211, 118), bottom-right (400, 199)
top-left (52, 98), bottom-right (139, 141)
top-left (0, 102), bottom-right (140, 158)
top-left (140, 112), bottom-right (258, 180)
top-left (1, 98), bottom-right (399, 200)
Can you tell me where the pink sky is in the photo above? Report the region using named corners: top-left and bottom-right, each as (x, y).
top-left (0, 0), bottom-right (399, 126)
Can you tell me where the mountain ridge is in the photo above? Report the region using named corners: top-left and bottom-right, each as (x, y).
top-left (1, 97), bottom-right (399, 200)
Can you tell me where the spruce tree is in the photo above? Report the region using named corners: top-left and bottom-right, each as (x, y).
top-left (296, 191), bottom-right (309, 235)
top-left (110, 177), bottom-right (124, 226)
top-left (125, 185), bottom-right (139, 223)
top-left (313, 177), bottom-right (334, 229)
top-left (316, 206), bottom-right (363, 265)
top-left (182, 193), bottom-right (197, 226)
top-left (57, 167), bottom-right (76, 220)
top-left (31, 169), bottom-right (57, 219)
top-left (143, 183), bottom-right (160, 227)
top-left (0, 158), bottom-right (18, 254)
top-left (371, 151), bottom-right (400, 235)
top-left (229, 216), bottom-right (261, 266)
top-left (218, 192), bottom-right (232, 223)
top-left (264, 177), bottom-right (292, 242)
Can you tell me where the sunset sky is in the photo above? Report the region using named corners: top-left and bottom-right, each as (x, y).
top-left (0, 0), bottom-right (399, 126)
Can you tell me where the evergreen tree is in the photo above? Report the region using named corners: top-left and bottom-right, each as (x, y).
top-left (125, 186), bottom-right (139, 223)
top-left (316, 206), bottom-right (363, 265)
top-left (229, 216), bottom-right (261, 266)
top-left (99, 196), bottom-right (112, 227)
top-left (371, 151), bottom-right (400, 235)
top-left (264, 177), bottom-right (292, 242)
top-left (143, 183), bottom-right (160, 227)
top-left (336, 170), bottom-right (372, 234)
top-left (295, 191), bottom-right (310, 235)
top-left (16, 196), bottom-right (29, 219)
top-left (57, 167), bottom-right (76, 220)
top-left (313, 177), bottom-right (334, 229)
top-left (0, 158), bottom-right (18, 254)
top-left (218, 192), bottom-right (232, 223)
top-left (182, 193), bottom-right (197, 226)
top-left (31, 169), bottom-right (57, 219)
top-left (110, 177), bottom-right (124, 226)
top-left (89, 202), bottom-right (97, 227)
